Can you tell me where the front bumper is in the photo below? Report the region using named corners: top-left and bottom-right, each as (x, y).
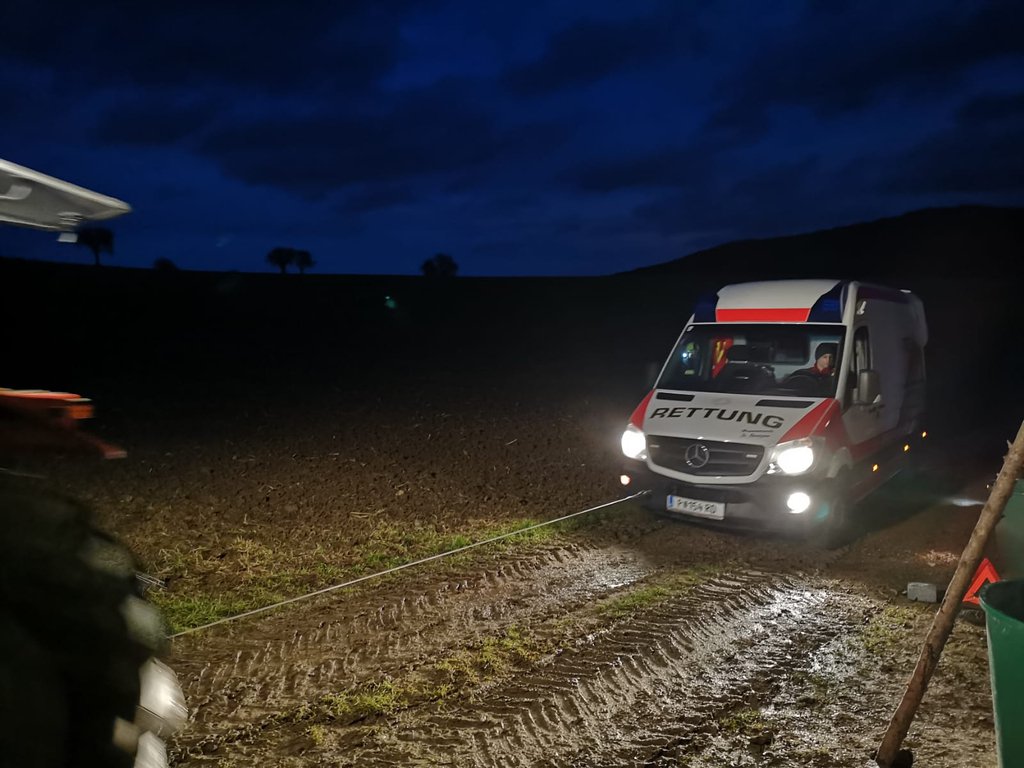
top-left (620, 460), bottom-right (838, 536)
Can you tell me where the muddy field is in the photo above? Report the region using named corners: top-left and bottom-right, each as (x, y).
top-left (5, 263), bottom-right (1020, 767)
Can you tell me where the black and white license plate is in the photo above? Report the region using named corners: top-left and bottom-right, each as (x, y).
top-left (666, 495), bottom-right (725, 520)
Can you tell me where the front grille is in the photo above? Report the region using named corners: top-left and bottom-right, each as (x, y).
top-left (647, 436), bottom-right (764, 476)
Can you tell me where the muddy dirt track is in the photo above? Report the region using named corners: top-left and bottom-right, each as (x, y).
top-left (6, 265), bottom-right (1021, 766)
top-left (160, 475), bottom-right (998, 768)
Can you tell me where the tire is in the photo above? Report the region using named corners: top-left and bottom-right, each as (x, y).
top-left (0, 482), bottom-right (165, 767)
top-left (810, 472), bottom-right (853, 550)
top-left (0, 612), bottom-right (67, 768)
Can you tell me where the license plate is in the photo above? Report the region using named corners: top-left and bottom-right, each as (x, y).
top-left (666, 495), bottom-right (725, 520)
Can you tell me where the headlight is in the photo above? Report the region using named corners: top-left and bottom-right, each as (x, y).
top-left (621, 424), bottom-right (647, 460)
top-left (768, 438), bottom-right (818, 475)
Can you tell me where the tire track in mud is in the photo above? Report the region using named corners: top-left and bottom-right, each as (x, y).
top-left (339, 575), bottom-right (869, 767)
top-left (171, 520), bottom-right (670, 754)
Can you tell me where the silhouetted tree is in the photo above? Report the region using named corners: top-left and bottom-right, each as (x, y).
top-left (294, 249), bottom-right (314, 275)
top-left (153, 257), bottom-right (178, 271)
top-left (267, 246), bottom-right (294, 274)
top-left (75, 227), bottom-right (114, 267)
top-left (421, 252), bottom-right (458, 278)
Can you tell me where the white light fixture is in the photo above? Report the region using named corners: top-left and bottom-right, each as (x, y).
top-left (768, 438), bottom-right (817, 475)
top-left (620, 425), bottom-right (647, 460)
top-left (787, 492), bottom-right (811, 514)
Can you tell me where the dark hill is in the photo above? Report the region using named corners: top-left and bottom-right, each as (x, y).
top-left (624, 205), bottom-right (1024, 284)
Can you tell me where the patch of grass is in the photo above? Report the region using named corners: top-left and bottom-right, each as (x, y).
top-left (153, 545), bottom-right (200, 576)
top-left (421, 681), bottom-right (454, 701)
top-left (600, 584), bottom-right (673, 618)
top-left (437, 626), bottom-right (538, 685)
top-left (152, 516), bottom-right (565, 632)
top-left (149, 592), bottom-right (254, 633)
top-left (355, 518), bottom-right (557, 574)
top-left (598, 565), bottom-right (727, 619)
top-left (231, 537), bottom-right (277, 570)
top-left (151, 575), bottom-right (319, 633)
top-left (436, 653), bottom-right (482, 686)
top-left (307, 723), bottom-right (327, 746)
top-left (862, 603), bottom-right (920, 656)
top-left (319, 679), bottom-right (405, 722)
top-left (274, 626), bottom-right (538, 728)
top-left (719, 706), bottom-right (768, 735)
top-left (313, 559), bottom-right (347, 581)
top-left (791, 669), bottom-right (831, 702)
top-left (479, 626), bottom-right (536, 671)
top-left (556, 505), bottom-right (625, 533)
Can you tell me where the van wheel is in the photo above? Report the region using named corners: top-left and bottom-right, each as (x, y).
top-left (811, 474), bottom-right (852, 550)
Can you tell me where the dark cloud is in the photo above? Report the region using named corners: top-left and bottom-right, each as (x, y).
top-left (498, 120), bottom-right (574, 156)
top-left (198, 87), bottom-right (568, 198)
top-left (340, 184), bottom-right (417, 214)
top-left (200, 101), bottom-right (493, 197)
top-left (631, 157), bottom-right (832, 237)
top-left (0, 1), bottom-right (414, 94)
top-left (709, 2), bottom-right (1024, 133)
top-left (153, 184), bottom-right (196, 203)
top-left (94, 98), bottom-right (221, 146)
top-left (700, 99), bottom-right (774, 148)
top-left (880, 91), bottom-right (1024, 194)
top-left (955, 90), bottom-right (1024, 124)
top-left (569, 147), bottom-right (716, 192)
top-left (502, 8), bottom-right (704, 95)
top-left (0, 73), bottom-right (37, 118)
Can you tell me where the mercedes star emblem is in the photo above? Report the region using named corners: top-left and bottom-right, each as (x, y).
top-left (684, 442), bottom-right (711, 468)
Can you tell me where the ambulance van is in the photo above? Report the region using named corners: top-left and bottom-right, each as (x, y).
top-left (619, 279), bottom-right (928, 545)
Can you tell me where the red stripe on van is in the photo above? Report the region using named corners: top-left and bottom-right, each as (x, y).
top-left (779, 398), bottom-right (840, 443)
top-left (780, 400), bottom-right (905, 464)
top-left (716, 308), bottom-right (811, 322)
top-left (629, 390), bottom-right (655, 428)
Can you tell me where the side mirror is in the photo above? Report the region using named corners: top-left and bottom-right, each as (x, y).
top-left (855, 370), bottom-right (881, 405)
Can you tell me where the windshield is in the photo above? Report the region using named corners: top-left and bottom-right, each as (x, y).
top-left (656, 323), bottom-right (846, 397)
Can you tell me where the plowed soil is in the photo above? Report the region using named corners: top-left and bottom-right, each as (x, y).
top-left (8, 268), bottom-right (1018, 767)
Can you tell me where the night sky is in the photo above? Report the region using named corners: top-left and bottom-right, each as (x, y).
top-left (1, 1), bottom-right (1022, 276)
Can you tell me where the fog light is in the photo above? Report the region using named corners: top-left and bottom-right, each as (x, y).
top-left (619, 474), bottom-right (631, 486)
top-left (786, 492), bottom-right (811, 514)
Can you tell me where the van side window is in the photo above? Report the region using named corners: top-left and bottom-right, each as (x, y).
top-left (853, 327), bottom-right (871, 373)
top-left (903, 337), bottom-right (924, 384)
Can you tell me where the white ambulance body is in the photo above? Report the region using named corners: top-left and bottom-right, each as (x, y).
top-left (620, 279), bottom-right (927, 542)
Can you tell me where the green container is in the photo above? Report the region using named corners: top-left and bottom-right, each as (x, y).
top-left (980, 579), bottom-right (1024, 767)
top-left (994, 480), bottom-right (1024, 579)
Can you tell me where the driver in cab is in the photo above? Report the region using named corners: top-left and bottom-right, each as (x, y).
top-left (779, 342), bottom-right (838, 394)
top-left (798, 342), bottom-right (836, 378)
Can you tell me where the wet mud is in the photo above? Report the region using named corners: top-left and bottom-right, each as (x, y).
top-left (166, 499), bottom-right (996, 767)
